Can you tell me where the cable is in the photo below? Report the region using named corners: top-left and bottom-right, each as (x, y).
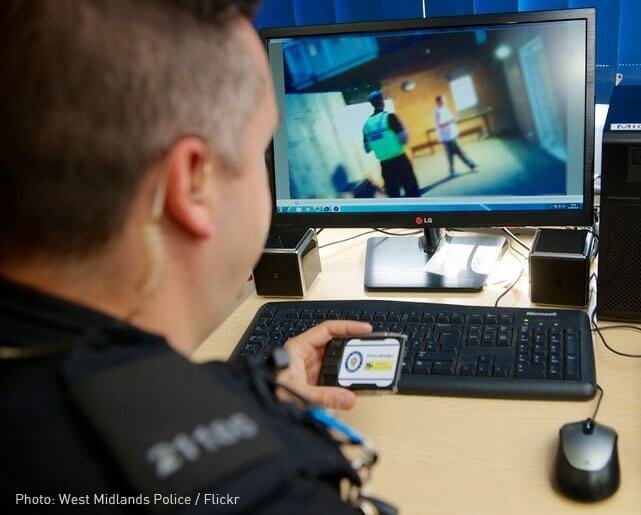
top-left (590, 308), bottom-right (641, 358)
top-left (583, 384), bottom-right (604, 433)
top-left (583, 228), bottom-right (599, 259)
top-left (494, 266), bottom-right (525, 307)
top-left (502, 228), bottom-right (531, 252)
top-left (374, 228), bottom-right (422, 236)
top-left (588, 272), bottom-right (641, 357)
top-left (593, 324), bottom-right (641, 334)
top-left (319, 228), bottom-right (423, 249)
top-left (319, 230), bottom-right (376, 249)
top-left (507, 238), bottom-right (528, 260)
top-left (590, 384), bottom-right (604, 421)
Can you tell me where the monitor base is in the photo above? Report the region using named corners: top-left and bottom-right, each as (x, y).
top-left (364, 230), bottom-right (507, 291)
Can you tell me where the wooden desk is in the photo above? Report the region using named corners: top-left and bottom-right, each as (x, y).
top-left (193, 229), bottom-right (641, 515)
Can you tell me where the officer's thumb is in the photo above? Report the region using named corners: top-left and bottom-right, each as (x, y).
top-left (295, 383), bottom-right (356, 410)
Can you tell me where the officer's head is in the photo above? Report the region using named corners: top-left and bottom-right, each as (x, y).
top-left (0, 0), bottom-right (277, 350)
top-left (368, 90), bottom-right (385, 110)
top-left (435, 95), bottom-right (445, 107)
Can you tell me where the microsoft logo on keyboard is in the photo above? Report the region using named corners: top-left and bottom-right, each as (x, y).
top-left (526, 311), bottom-right (558, 317)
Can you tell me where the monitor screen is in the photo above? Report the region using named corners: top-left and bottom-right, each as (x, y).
top-left (264, 9), bottom-right (595, 228)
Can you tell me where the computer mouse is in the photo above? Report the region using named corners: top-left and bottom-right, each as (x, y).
top-left (555, 418), bottom-right (620, 501)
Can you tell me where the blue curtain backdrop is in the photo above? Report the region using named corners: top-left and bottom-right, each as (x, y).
top-left (255, 0), bottom-right (641, 103)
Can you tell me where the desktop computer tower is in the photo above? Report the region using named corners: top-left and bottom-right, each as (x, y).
top-left (597, 85), bottom-right (641, 322)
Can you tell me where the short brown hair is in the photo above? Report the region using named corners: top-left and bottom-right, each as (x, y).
top-left (0, 0), bottom-right (262, 264)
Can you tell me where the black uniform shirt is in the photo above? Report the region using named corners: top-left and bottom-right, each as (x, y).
top-left (0, 278), bottom-right (358, 514)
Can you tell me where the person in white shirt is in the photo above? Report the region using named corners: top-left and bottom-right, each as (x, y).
top-left (434, 95), bottom-right (477, 176)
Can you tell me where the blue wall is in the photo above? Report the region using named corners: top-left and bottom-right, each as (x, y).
top-left (255, 0), bottom-right (641, 103)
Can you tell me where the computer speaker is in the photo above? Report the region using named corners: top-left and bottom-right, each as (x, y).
top-left (253, 228), bottom-right (321, 297)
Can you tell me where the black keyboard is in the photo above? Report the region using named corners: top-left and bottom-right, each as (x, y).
top-left (229, 300), bottom-right (596, 400)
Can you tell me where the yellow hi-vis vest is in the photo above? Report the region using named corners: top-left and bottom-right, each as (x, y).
top-left (363, 112), bottom-right (405, 161)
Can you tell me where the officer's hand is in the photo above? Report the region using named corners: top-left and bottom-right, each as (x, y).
top-left (277, 320), bottom-right (372, 410)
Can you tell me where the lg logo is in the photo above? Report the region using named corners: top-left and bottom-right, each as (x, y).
top-left (415, 216), bottom-right (433, 225)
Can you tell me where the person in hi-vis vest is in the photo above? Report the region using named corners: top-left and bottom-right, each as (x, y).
top-left (362, 90), bottom-right (420, 197)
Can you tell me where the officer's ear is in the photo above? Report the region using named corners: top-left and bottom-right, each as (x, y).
top-left (163, 137), bottom-right (215, 239)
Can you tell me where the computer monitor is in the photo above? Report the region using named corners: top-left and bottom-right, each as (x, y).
top-left (262, 8), bottom-right (595, 291)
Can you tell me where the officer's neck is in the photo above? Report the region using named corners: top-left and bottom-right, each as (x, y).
top-left (0, 224), bottom-right (200, 357)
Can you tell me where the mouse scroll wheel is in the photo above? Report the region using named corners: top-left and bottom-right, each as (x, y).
top-left (583, 418), bottom-right (595, 434)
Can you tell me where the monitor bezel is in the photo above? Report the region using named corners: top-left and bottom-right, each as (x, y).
top-left (262, 8), bottom-right (596, 229)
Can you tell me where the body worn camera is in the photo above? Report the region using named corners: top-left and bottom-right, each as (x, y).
top-left (318, 333), bottom-right (407, 392)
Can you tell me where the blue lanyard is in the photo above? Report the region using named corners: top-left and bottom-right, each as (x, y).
top-left (307, 406), bottom-right (364, 445)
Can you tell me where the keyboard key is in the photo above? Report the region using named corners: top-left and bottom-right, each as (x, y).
top-left (253, 325), bottom-right (267, 335)
top-left (259, 307), bottom-right (276, 318)
top-left (425, 350), bottom-right (457, 362)
top-left (413, 360), bottom-right (431, 375)
top-left (408, 312), bottom-right (421, 322)
top-left (565, 335), bottom-right (579, 356)
top-left (533, 352), bottom-right (545, 365)
top-left (515, 363), bottom-right (546, 379)
top-left (548, 365), bottom-right (562, 380)
top-left (243, 344), bottom-right (260, 355)
top-left (484, 325), bottom-right (497, 334)
top-left (439, 330), bottom-right (461, 350)
top-left (482, 333), bottom-right (496, 346)
top-left (402, 354), bottom-right (415, 373)
top-left (565, 356), bottom-right (579, 380)
top-left (478, 354), bottom-right (494, 365)
top-left (468, 325), bottom-right (481, 335)
top-left (485, 314), bottom-right (499, 325)
top-left (391, 323), bottom-right (404, 333)
top-left (437, 313), bottom-right (450, 323)
top-left (500, 314), bottom-right (514, 325)
top-left (248, 335), bottom-right (266, 346)
top-left (477, 364), bottom-right (492, 377)
top-left (466, 335), bottom-right (480, 346)
top-left (450, 313), bottom-right (465, 324)
top-left (425, 339), bottom-right (439, 352)
top-left (460, 365), bottom-right (476, 376)
top-left (534, 334), bottom-right (547, 344)
top-left (497, 334), bottom-right (511, 347)
top-left (432, 361), bottom-right (455, 375)
top-left (493, 366), bottom-right (510, 378)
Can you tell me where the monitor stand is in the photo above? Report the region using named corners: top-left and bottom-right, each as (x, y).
top-left (364, 228), bottom-right (507, 291)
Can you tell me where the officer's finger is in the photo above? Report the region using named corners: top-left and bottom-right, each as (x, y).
top-left (292, 320), bottom-right (372, 349)
top-left (292, 383), bottom-right (357, 410)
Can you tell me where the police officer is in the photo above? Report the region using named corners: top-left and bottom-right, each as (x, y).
top-left (362, 90), bottom-right (420, 197)
top-left (0, 1), bottom-right (391, 513)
